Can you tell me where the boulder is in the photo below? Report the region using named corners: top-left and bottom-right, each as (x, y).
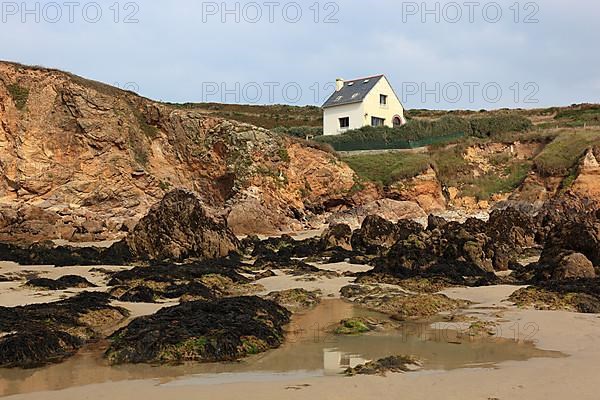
top-left (351, 215), bottom-right (400, 254)
top-left (125, 190), bottom-right (240, 262)
top-left (320, 223), bottom-right (352, 251)
top-left (552, 252), bottom-right (596, 280)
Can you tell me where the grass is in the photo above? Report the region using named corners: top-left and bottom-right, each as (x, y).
top-left (7, 84), bottom-right (29, 110)
top-left (533, 130), bottom-right (600, 177)
top-left (460, 162), bottom-right (531, 200)
top-left (342, 152), bottom-right (431, 186)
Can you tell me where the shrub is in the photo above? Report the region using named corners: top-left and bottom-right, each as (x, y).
top-left (7, 84), bottom-right (29, 110)
top-left (315, 114), bottom-right (532, 151)
top-left (469, 115), bottom-right (532, 138)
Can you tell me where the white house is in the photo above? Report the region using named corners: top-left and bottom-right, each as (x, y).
top-left (322, 75), bottom-right (406, 136)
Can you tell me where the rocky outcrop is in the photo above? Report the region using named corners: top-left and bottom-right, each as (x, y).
top-left (571, 149), bottom-right (600, 202)
top-left (0, 61), bottom-right (356, 241)
top-left (124, 189), bottom-right (240, 262)
top-left (388, 167), bottom-right (446, 212)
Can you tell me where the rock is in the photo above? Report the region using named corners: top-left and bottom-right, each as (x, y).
top-left (107, 261), bottom-right (253, 302)
top-left (345, 355), bottom-right (422, 376)
top-left (328, 199), bottom-right (426, 228)
top-left (0, 61), bottom-right (356, 242)
top-left (341, 284), bottom-right (470, 320)
top-left (553, 253), bottom-right (596, 280)
top-left (509, 279), bottom-right (600, 313)
top-left (320, 223), bottom-right (352, 251)
top-left (264, 289), bottom-right (321, 312)
top-left (351, 215), bottom-right (401, 254)
top-left (388, 167), bottom-right (447, 212)
top-left (571, 149), bottom-right (600, 203)
top-left (105, 296), bottom-right (291, 365)
top-left (25, 275), bottom-right (96, 290)
top-left (124, 190), bottom-right (240, 262)
top-left (0, 292), bottom-right (128, 368)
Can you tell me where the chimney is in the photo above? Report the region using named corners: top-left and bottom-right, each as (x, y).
top-left (335, 78), bottom-right (344, 91)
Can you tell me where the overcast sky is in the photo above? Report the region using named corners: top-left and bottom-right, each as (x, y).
top-left (1, 0), bottom-right (599, 109)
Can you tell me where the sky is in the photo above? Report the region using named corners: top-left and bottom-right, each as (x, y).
top-left (1, 0), bottom-right (599, 109)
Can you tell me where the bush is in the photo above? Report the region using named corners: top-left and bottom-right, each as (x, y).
top-left (469, 115), bottom-right (532, 138)
top-left (316, 115), bottom-right (532, 151)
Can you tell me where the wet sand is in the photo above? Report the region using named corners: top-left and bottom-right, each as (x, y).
top-left (1, 262), bottom-right (599, 399)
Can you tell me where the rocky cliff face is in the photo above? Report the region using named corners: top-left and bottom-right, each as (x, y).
top-left (0, 62), bottom-right (355, 241)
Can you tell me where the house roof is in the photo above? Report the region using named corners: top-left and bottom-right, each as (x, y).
top-left (322, 75), bottom-right (384, 109)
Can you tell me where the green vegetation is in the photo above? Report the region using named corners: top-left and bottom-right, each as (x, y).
top-left (7, 84), bottom-right (29, 110)
top-left (334, 318), bottom-right (372, 335)
top-left (469, 115), bottom-right (533, 138)
top-left (316, 115), bottom-right (531, 152)
top-left (343, 152), bottom-right (431, 185)
top-left (277, 147), bottom-right (290, 162)
top-left (460, 162), bottom-right (531, 200)
top-left (533, 130), bottom-right (600, 176)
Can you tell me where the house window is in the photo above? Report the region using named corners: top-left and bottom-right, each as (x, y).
top-left (339, 117), bottom-right (350, 129)
top-left (393, 116), bottom-right (403, 127)
top-left (380, 94), bottom-right (388, 105)
top-left (371, 117), bottom-right (385, 127)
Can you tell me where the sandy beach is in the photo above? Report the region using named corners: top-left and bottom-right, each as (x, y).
top-left (1, 260), bottom-right (599, 400)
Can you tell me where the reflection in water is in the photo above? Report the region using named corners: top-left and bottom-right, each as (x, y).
top-left (0, 299), bottom-right (563, 396)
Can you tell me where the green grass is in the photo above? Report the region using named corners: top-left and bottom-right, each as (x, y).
top-left (461, 162), bottom-right (531, 200)
top-left (533, 130), bottom-right (600, 177)
top-left (7, 84), bottom-right (29, 110)
top-left (342, 152), bottom-right (431, 186)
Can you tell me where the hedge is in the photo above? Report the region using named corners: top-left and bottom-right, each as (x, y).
top-left (315, 115), bottom-right (532, 151)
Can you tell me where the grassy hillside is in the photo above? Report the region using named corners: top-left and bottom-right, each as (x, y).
top-left (342, 128), bottom-right (600, 200)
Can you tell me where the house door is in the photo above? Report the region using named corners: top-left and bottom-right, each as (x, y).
top-left (393, 116), bottom-right (403, 127)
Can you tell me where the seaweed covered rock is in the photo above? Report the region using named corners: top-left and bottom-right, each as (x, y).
top-left (0, 292), bottom-right (128, 368)
top-left (509, 279), bottom-right (600, 313)
top-left (26, 275), bottom-right (96, 290)
top-left (264, 289), bottom-right (321, 312)
top-left (320, 223), bottom-right (353, 251)
top-left (341, 284), bottom-right (470, 320)
top-left (345, 355), bottom-right (422, 376)
top-left (0, 240), bottom-right (132, 267)
top-left (124, 190), bottom-right (240, 262)
top-left (105, 296), bottom-right (291, 364)
top-left (107, 261), bottom-right (253, 302)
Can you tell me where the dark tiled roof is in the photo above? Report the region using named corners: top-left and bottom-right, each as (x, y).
top-left (322, 75), bottom-right (384, 108)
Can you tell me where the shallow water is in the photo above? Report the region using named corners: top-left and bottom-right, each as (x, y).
top-left (0, 299), bottom-right (562, 396)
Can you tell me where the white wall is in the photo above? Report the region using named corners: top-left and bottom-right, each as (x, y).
top-left (362, 77), bottom-right (406, 128)
top-left (323, 102), bottom-right (364, 136)
top-left (322, 76), bottom-right (406, 135)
